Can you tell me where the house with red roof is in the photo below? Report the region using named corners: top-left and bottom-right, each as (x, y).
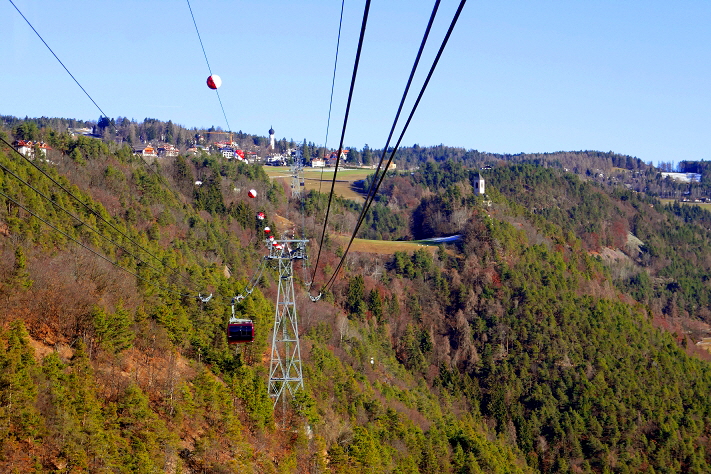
top-left (157, 144), bottom-right (179, 157)
top-left (133, 145), bottom-right (157, 158)
top-left (14, 140), bottom-right (51, 159)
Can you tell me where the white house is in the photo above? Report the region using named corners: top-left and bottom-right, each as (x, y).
top-left (220, 147), bottom-right (235, 159)
top-left (157, 144), bottom-right (179, 157)
top-left (133, 145), bottom-right (157, 157)
top-left (14, 140), bottom-right (50, 159)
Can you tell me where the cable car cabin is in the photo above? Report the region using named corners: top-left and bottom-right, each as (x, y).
top-left (227, 319), bottom-right (254, 344)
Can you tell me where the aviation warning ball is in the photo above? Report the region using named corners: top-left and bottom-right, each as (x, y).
top-left (264, 226), bottom-right (271, 233)
top-left (248, 189), bottom-right (257, 198)
top-left (257, 212), bottom-right (265, 220)
top-left (207, 75), bottom-right (222, 90)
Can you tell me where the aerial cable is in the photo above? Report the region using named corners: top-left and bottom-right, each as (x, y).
top-left (309, 0), bottom-right (372, 296)
top-left (1, 137), bottom-right (167, 266)
top-left (8, 0), bottom-right (298, 304)
top-left (298, 165), bottom-right (312, 287)
top-left (323, 0), bottom-right (442, 290)
top-left (364, 0), bottom-right (441, 207)
top-left (230, 256), bottom-right (269, 304)
top-left (321, 0), bottom-right (466, 293)
top-left (0, 158), bottom-right (181, 285)
top-left (316, 0), bottom-right (346, 199)
top-left (7, 0), bottom-right (110, 121)
top-left (0, 190), bottom-right (188, 297)
top-left (186, 0), bottom-right (214, 76)
top-left (0, 137), bottom-right (196, 290)
top-left (5, 0), bottom-right (191, 276)
top-left (340, 0), bottom-right (441, 263)
top-left (186, 0), bottom-right (232, 132)
top-left (308, 0), bottom-right (345, 288)
top-left (4, 1), bottom-right (240, 301)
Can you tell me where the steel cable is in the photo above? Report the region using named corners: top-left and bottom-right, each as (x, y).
top-left (321, 0), bottom-right (467, 293)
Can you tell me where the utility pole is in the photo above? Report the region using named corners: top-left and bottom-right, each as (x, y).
top-left (267, 239), bottom-right (308, 419)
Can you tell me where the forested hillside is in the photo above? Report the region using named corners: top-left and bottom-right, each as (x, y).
top-left (1, 117), bottom-right (711, 472)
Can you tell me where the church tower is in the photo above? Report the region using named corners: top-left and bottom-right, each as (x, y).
top-left (474, 173), bottom-right (485, 195)
top-left (269, 126), bottom-right (275, 150)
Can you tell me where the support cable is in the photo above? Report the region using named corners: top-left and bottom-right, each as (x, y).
top-left (0, 159), bottom-right (182, 286)
top-left (186, 0), bottom-right (231, 132)
top-left (299, 168), bottom-right (312, 287)
top-left (231, 256), bottom-right (269, 303)
top-left (334, 0), bottom-right (440, 276)
top-left (2, 0), bottom-right (245, 302)
top-left (4, 2), bottom-right (194, 280)
top-left (0, 137), bottom-right (196, 290)
top-left (7, 0), bottom-right (110, 120)
top-left (317, 0), bottom-right (346, 198)
top-left (0, 190), bottom-right (186, 297)
top-left (309, 0), bottom-right (371, 296)
top-left (302, 0), bottom-right (345, 291)
top-left (321, 0), bottom-right (467, 293)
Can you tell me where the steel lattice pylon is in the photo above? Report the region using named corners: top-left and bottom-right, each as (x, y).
top-left (268, 240), bottom-right (307, 412)
top-left (290, 157), bottom-right (305, 199)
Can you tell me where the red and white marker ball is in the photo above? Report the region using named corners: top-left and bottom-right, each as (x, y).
top-left (248, 189), bottom-right (257, 198)
top-left (257, 212), bottom-right (265, 220)
top-left (264, 226), bottom-right (271, 233)
top-left (206, 75), bottom-right (222, 90)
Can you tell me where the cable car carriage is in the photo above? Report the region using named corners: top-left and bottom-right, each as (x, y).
top-left (227, 297), bottom-right (254, 344)
top-left (227, 319), bottom-right (254, 344)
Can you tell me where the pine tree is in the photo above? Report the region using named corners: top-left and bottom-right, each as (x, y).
top-left (0, 321), bottom-right (43, 448)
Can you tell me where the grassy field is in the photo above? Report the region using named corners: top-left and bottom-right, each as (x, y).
top-left (332, 235), bottom-right (438, 255)
top-left (264, 166), bottom-right (440, 256)
top-left (660, 198), bottom-right (711, 210)
top-left (263, 166), bottom-right (374, 201)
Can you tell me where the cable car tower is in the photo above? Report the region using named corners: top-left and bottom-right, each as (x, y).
top-left (290, 152), bottom-right (305, 199)
top-left (267, 238), bottom-right (308, 415)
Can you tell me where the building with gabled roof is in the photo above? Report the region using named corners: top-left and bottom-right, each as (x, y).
top-left (325, 149), bottom-right (348, 167)
top-left (133, 145), bottom-right (157, 158)
top-left (14, 140), bottom-right (51, 159)
top-left (220, 147), bottom-right (235, 159)
top-left (157, 144), bottom-right (179, 157)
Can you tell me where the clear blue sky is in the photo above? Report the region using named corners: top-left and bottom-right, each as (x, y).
top-left (2, 0), bottom-right (709, 165)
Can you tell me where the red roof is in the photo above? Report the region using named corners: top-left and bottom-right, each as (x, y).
top-left (15, 140), bottom-right (50, 150)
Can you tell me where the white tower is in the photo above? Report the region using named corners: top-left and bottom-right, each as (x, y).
top-left (474, 173), bottom-right (485, 195)
top-left (269, 126), bottom-right (275, 150)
